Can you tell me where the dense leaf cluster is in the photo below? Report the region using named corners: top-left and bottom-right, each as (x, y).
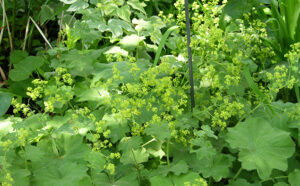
top-left (0, 0), bottom-right (300, 185)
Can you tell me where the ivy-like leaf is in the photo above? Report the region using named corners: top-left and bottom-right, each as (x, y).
top-left (67, 0), bottom-right (89, 11)
top-left (116, 5), bottom-right (131, 22)
top-left (59, 0), bottom-right (77, 4)
top-left (127, 0), bottom-right (146, 15)
top-left (226, 117), bottom-right (295, 179)
top-left (107, 19), bottom-right (135, 39)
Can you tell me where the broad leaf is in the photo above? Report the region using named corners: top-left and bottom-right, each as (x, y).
top-left (118, 136), bottom-right (143, 152)
top-left (120, 147), bottom-right (149, 165)
top-left (67, 0), bottom-right (89, 11)
top-left (169, 161), bottom-right (189, 176)
top-left (116, 5), bottom-right (131, 22)
top-left (40, 4), bottom-right (55, 24)
top-left (59, 0), bottom-right (77, 4)
top-left (77, 87), bottom-right (110, 104)
top-left (9, 50), bottom-right (28, 64)
top-left (226, 117), bottom-right (295, 179)
top-left (0, 92), bottom-right (12, 116)
top-left (86, 151), bottom-right (106, 172)
top-left (127, 0), bottom-right (146, 15)
top-left (119, 34), bottom-right (144, 50)
top-left (274, 182), bottom-right (290, 186)
top-left (32, 161), bottom-right (89, 186)
top-left (228, 179), bottom-right (261, 186)
top-left (289, 169), bottom-right (300, 186)
top-left (107, 19), bottom-right (135, 38)
top-left (144, 122), bottom-right (171, 141)
top-left (9, 56), bottom-right (45, 81)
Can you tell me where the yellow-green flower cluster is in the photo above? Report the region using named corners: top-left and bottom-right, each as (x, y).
top-left (285, 42), bottom-right (300, 63)
top-left (285, 42), bottom-right (300, 86)
top-left (211, 96), bottom-right (245, 129)
top-left (43, 85), bottom-right (74, 112)
top-left (24, 67), bottom-right (75, 113)
top-left (266, 65), bottom-right (295, 94)
top-left (184, 177), bottom-right (208, 186)
top-left (174, 129), bottom-right (192, 146)
top-left (11, 98), bottom-right (34, 117)
top-left (0, 139), bottom-right (12, 151)
top-left (17, 128), bottom-right (29, 146)
top-left (26, 79), bottom-right (48, 100)
top-left (176, 0), bottom-right (278, 129)
top-left (93, 139), bottom-right (113, 151)
top-left (107, 152), bottom-right (121, 160)
top-left (73, 107), bottom-right (96, 121)
top-left (104, 163), bottom-right (115, 175)
top-left (104, 59), bottom-right (189, 139)
top-left (131, 121), bottom-right (145, 136)
top-left (1, 173), bottom-right (13, 186)
top-left (288, 103), bottom-right (300, 121)
top-left (91, 120), bottom-right (115, 151)
top-left (55, 67), bottom-right (73, 85)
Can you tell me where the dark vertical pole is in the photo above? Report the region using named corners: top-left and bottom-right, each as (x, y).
top-left (184, 0), bottom-right (195, 110)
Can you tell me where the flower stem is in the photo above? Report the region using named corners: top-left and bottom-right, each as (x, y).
top-left (233, 167), bottom-right (242, 180)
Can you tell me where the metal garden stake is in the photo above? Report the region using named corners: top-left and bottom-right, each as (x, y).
top-left (184, 0), bottom-right (195, 110)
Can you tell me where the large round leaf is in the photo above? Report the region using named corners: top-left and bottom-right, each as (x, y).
top-left (226, 117), bottom-right (295, 179)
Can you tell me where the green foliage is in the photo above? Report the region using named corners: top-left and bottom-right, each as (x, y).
top-left (0, 0), bottom-right (300, 185)
top-left (227, 117), bottom-right (295, 179)
top-left (0, 92), bottom-right (12, 116)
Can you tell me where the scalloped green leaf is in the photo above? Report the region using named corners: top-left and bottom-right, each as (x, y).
top-left (32, 161), bottom-right (89, 186)
top-left (226, 117), bottom-right (295, 179)
top-left (120, 147), bottom-right (149, 165)
top-left (288, 169), bottom-right (300, 186)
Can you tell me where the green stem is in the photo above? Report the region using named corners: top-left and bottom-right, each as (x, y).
top-left (295, 85), bottom-right (300, 103)
top-left (167, 139), bottom-right (170, 167)
top-left (141, 138), bottom-right (156, 147)
top-left (27, 25), bottom-right (35, 53)
top-left (68, 101), bottom-right (75, 110)
top-left (238, 103), bottom-right (262, 123)
top-left (233, 167), bottom-right (242, 180)
top-left (12, 0), bottom-right (16, 41)
top-left (243, 65), bottom-right (276, 115)
top-left (131, 149), bottom-right (142, 184)
top-left (208, 177), bottom-right (212, 186)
